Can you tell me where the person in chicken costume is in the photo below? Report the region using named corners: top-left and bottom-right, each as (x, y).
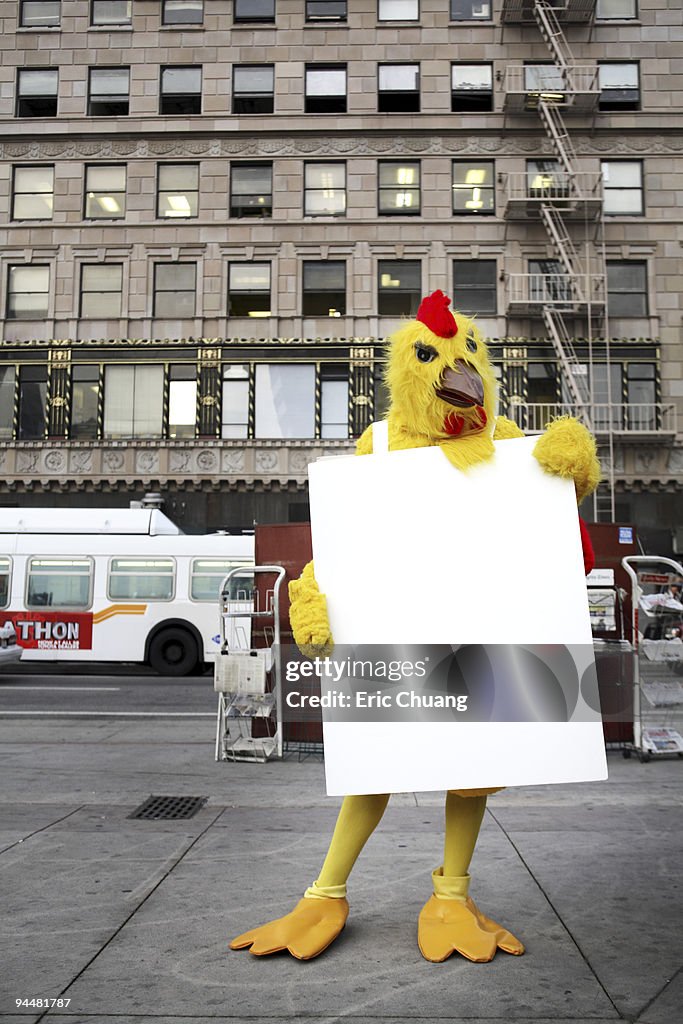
top-left (231, 290), bottom-right (599, 963)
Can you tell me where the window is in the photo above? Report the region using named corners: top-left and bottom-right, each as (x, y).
top-left (526, 159), bottom-right (569, 199)
top-left (601, 161), bottom-right (643, 214)
top-left (321, 367), bottom-right (348, 438)
top-left (524, 64), bottom-right (566, 101)
top-left (20, 2), bottom-right (60, 28)
top-left (451, 64), bottom-right (493, 113)
top-left (160, 66), bottom-right (202, 115)
top-left (304, 163), bottom-right (346, 216)
top-left (255, 364), bottom-right (316, 438)
top-left (157, 163), bottom-right (199, 218)
top-left (607, 261), bottom-right (647, 317)
top-left (302, 261), bottom-right (346, 316)
top-left (80, 264), bottom-right (123, 318)
top-left (16, 69), bottom-right (58, 117)
top-left (12, 166), bottom-right (54, 220)
top-left (27, 558), bottom-right (93, 609)
top-left (163, 0), bottom-right (203, 24)
top-left (103, 365), bottom-right (164, 437)
top-left (228, 263), bottom-right (271, 317)
top-left (234, 0), bottom-right (275, 22)
top-left (17, 366), bottom-right (47, 439)
top-left (0, 557), bottom-right (10, 608)
top-left (6, 265), bottom-right (49, 319)
top-left (108, 558), bottom-right (175, 601)
top-left (306, 1), bottom-right (346, 21)
top-left (378, 64), bottom-right (420, 113)
top-left (451, 0), bottom-right (491, 19)
top-left (378, 0), bottom-right (418, 20)
top-left (529, 259), bottom-right (572, 304)
top-left (453, 260), bottom-right (497, 315)
top-left (232, 65), bottom-right (274, 115)
top-left (88, 68), bottom-right (130, 116)
top-left (222, 364), bottom-right (249, 439)
top-left (378, 161), bottom-right (420, 214)
top-left (230, 163), bottom-right (272, 217)
top-left (191, 559), bottom-right (254, 602)
top-left (84, 165), bottom-right (126, 219)
top-left (305, 65), bottom-right (346, 114)
top-left (591, 363), bottom-right (624, 430)
top-left (627, 364), bottom-right (656, 419)
top-left (169, 364), bottom-right (197, 439)
top-left (452, 161), bottom-right (495, 214)
top-left (599, 63), bottom-right (639, 111)
top-left (527, 363), bottom-right (559, 406)
top-left (91, 1), bottom-right (131, 26)
top-left (378, 260), bottom-right (421, 316)
top-left (596, 0), bottom-right (637, 19)
top-left (0, 368), bottom-right (15, 439)
top-left (153, 263), bottom-right (196, 317)
top-left (70, 365), bottom-right (99, 439)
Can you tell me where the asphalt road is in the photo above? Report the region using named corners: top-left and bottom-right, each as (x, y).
top-left (0, 662), bottom-right (216, 716)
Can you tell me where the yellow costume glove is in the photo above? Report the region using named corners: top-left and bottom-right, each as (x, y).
top-left (288, 560), bottom-right (334, 657)
top-left (230, 896), bottom-right (349, 960)
top-left (532, 416), bottom-right (601, 504)
top-left (418, 869), bottom-right (525, 963)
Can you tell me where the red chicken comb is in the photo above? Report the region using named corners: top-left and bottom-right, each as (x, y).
top-left (416, 290), bottom-right (458, 339)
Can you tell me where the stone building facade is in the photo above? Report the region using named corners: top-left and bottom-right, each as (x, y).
top-left (0, 0), bottom-right (681, 551)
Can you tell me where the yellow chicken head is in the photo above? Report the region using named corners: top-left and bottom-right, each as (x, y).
top-left (385, 290), bottom-right (497, 444)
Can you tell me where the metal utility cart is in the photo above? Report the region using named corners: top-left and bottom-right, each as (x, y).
top-left (622, 555), bottom-right (683, 762)
top-left (214, 564), bottom-right (286, 763)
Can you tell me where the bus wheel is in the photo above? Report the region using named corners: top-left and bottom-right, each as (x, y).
top-left (148, 627), bottom-right (199, 676)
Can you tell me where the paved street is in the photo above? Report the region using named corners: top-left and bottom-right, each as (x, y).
top-left (0, 668), bottom-right (682, 1024)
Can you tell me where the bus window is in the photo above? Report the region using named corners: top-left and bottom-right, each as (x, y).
top-left (190, 559), bottom-right (254, 602)
top-left (0, 556), bottom-right (10, 608)
top-left (26, 557), bottom-right (93, 609)
top-left (108, 558), bottom-right (175, 601)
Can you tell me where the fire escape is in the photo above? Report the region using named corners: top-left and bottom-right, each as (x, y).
top-left (500, 0), bottom-right (615, 520)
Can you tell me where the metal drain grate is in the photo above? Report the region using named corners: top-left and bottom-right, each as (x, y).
top-left (128, 795), bottom-right (208, 820)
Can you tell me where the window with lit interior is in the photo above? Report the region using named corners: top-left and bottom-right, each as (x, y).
top-left (84, 165), bottom-right (126, 219)
top-left (378, 260), bottom-right (421, 316)
top-left (304, 163), bottom-right (346, 216)
top-left (452, 161), bottom-right (495, 214)
top-left (378, 161), bottom-right (420, 214)
top-left (157, 164), bottom-right (199, 218)
top-left (228, 263), bottom-right (271, 317)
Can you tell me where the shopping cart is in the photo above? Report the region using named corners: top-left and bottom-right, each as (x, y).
top-left (622, 555), bottom-right (683, 762)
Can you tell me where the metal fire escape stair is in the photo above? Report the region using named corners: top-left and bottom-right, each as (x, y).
top-left (516, 1), bottom-right (614, 520)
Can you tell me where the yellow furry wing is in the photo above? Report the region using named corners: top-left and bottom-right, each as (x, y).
top-left (532, 416), bottom-right (601, 504)
top-left (288, 560), bottom-right (334, 657)
top-left (355, 425), bottom-right (374, 455)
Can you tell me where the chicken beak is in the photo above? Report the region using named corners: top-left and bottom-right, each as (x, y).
top-left (434, 360), bottom-right (485, 409)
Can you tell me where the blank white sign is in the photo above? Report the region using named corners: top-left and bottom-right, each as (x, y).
top-left (308, 435), bottom-right (608, 795)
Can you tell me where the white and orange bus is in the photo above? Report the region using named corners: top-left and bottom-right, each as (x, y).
top-left (0, 508), bottom-right (253, 675)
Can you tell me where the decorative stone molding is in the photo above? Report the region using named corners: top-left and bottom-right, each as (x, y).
top-left (2, 134), bottom-right (682, 162)
top-left (0, 440), bottom-right (357, 492)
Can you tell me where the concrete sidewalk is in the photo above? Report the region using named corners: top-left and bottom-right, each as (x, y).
top-left (0, 717), bottom-right (681, 1024)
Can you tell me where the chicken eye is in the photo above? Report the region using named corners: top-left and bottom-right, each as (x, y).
top-left (466, 335), bottom-right (478, 353)
top-left (415, 343), bottom-right (438, 364)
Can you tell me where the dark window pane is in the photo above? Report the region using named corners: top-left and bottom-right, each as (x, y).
top-left (0, 367), bottom-right (16, 439)
top-left (17, 69), bottom-right (58, 117)
top-left (160, 67), bottom-right (202, 114)
top-left (92, 2), bottom-right (132, 26)
top-left (18, 366), bottom-right (47, 439)
top-left (599, 63), bottom-right (639, 111)
top-left (163, 0), bottom-right (203, 24)
top-left (71, 365), bottom-right (99, 439)
top-left (451, 0), bottom-right (491, 19)
top-left (378, 260), bottom-right (421, 316)
top-left (305, 66), bottom-right (347, 113)
top-left (234, 0), bottom-right (275, 22)
top-left (378, 64), bottom-right (420, 113)
top-left (303, 261), bottom-right (346, 316)
top-left (232, 65), bottom-right (274, 114)
top-left (228, 263), bottom-right (271, 317)
top-left (230, 163), bottom-right (273, 217)
top-left (307, 1), bottom-right (347, 20)
top-left (88, 68), bottom-right (130, 116)
top-left (453, 259), bottom-right (497, 315)
top-left (607, 261), bottom-right (648, 316)
top-left (451, 64), bottom-right (493, 112)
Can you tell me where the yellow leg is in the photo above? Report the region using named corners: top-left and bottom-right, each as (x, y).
top-left (314, 793), bottom-right (391, 893)
top-left (418, 790), bottom-right (525, 963)
top-left (230, 793), bottom-right (390, 959)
